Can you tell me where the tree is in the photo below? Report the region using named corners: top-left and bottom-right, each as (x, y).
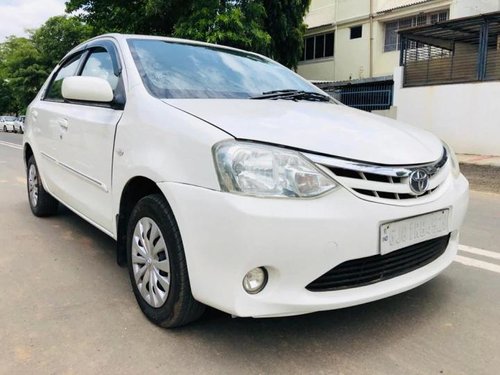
top-left (0, 79), bottom-right (16, 114)
top-left (173, 0), bottom-right (271, 54)
top-left (0, 1), bottom-right (310, 114)
top-left (0, 36), bottom-right (46, 114)
top-left (263, 0), bottom-right (311, 69)
top-left (0, 16), bottom-right (93, 113)
top-left (31, 16), bottom-right (94, 71)
top-left (65, 0), bottom-right (311, 68)
top-left (65, 0), bottom-right (193, 35)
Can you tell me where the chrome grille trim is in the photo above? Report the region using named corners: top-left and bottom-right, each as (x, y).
top-left (305, 148), bottom-right (449, 201)
top-left (305, 148), bottom-right (447, 178)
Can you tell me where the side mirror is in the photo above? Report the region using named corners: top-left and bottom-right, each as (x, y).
top-left (62, 76), bottom-right (114, 103)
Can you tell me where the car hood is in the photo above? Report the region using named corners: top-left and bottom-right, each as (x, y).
top-left (163, 99), bottom-right (443, 165)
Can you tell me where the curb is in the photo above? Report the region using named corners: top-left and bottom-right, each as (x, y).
top-left (458, 155), bottom-right (500, 169)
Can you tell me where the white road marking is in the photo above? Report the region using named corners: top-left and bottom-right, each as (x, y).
top-left (0, 140), bottom-right (22, 150)
top-left (459, 244), bottom-right (500, 260)
top-left (455, 255), bottom-right (500, 274)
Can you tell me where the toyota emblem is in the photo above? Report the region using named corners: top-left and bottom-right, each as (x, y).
top-left (409, 169), bottom-right (430, 195)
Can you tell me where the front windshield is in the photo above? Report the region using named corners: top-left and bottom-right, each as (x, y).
top-left (128, 39), bottom-right (320, 99)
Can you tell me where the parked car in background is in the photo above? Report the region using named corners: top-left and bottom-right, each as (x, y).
top-left (15, 116), bottom-right (26, 134)
top-left (23, 34), bottom-right (469, 328)
top-left (1, 116), bottom-right (17, 132)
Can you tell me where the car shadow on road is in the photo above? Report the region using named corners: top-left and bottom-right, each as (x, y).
top-left (55, 205), bottom-right (118, 258)
top-left (172, 272), bottom-right (454, 366)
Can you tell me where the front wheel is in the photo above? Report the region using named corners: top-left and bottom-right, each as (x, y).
top-left (127, 194), bottom-right (205, 328)
top-left (27, 156), bottom-right (59, 216)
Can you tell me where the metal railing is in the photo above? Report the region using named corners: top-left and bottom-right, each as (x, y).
top-left (323, 82), bottom-right (394, 112)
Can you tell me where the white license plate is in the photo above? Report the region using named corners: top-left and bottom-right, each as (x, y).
top-left (380, 209), bottom-right (449, 255)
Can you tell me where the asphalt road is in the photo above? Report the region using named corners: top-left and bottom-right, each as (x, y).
top-left (1, 132), bottom-right (499, 374)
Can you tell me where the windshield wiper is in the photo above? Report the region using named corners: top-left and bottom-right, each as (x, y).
top-left (250, 89), bottom-right (331, 102)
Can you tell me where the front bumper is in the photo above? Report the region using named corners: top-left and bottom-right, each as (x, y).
top-left (158, 173), bottom-right (469, 318)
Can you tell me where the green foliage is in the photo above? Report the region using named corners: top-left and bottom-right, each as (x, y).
top-left (263, 0), bottom-right (311, 69)
top-left (65, 0), bottom-right (194, 35)
top-left (0, 36), bottom-right (45, 114)
top-left (0, 79), bottom-right (15, 114)
top-left (173, 0), bottom-right (271, 53)
top-left (31, 16), bottom-right (94, 70)
top-left (0, 16), bottom-right (93, 114)
top-left (65, 0), bottom-right (310, 67)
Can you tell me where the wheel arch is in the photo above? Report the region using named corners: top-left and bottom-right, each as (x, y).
top-left (116, 176), bottom-right (164, 266)
top-left (24, 143), bottom-right (34, 169)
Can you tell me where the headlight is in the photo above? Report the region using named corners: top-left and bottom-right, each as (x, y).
top-left (213, 141), bottom-right (337, 198)
top-left (442, 140), bottom-right (460, 177)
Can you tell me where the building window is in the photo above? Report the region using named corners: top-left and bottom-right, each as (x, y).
top-left (315, 34), bottom-right (325, 58)
top-left (305, 36), bottom-right (314, 60)
top-left (350, 25), bottom-right (363, 39)
top-left (302, 32), bottom-right (334, 61)
top-left (384, 10), bottom-right (449, 52)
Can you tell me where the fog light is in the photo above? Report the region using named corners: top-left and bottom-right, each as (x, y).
top-left (242, 267), bottom-right (268, 294)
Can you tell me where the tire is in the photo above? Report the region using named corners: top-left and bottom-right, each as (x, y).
top-left (3, 125), bottom-right (6, 132)
top-left (27, 156), bottom-right (59, 217)
top-left (126, 194), bottom-right (205, 328)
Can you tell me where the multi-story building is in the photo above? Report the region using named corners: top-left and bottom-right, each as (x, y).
top-left (297, 0), bottom-right (500, 82)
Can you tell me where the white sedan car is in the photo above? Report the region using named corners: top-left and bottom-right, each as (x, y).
top-left (1, 116), bottom-right (17, 132)
top-left (14, 116), bottom-right (25, 134)
top-left (23, 34), bottom-right (469, 327)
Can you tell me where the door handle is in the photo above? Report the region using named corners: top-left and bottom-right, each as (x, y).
top-left (58, 118), bottom-right (69, 130)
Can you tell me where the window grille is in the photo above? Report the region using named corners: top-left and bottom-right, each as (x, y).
top-left (384, 10), bottom-right (449, 52)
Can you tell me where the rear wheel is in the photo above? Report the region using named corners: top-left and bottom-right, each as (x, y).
top-left (126, 194), bottom-right (205, 328)
top-left (27, 156), bottom-right (59, 217)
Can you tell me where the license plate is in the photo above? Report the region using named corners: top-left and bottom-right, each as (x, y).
top-left (380, 209), bottom-right (449, 255)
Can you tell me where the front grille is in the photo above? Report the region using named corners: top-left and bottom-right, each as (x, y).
top-left (306, 149), bottom-right (449, 201)
top-left (329, 167), bottom-right (441, 200)
top-left (306, 234), bottom-right (451, 292)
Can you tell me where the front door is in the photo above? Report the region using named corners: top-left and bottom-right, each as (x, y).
top-left (54, 47), bottom-right (124, 233)
top-left (31, 52), bottom-right (86, 200)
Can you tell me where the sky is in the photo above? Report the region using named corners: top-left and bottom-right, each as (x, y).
top-left (0, 0), bottom-right (67, 43)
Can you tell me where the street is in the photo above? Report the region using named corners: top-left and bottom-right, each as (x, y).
top-left (1, 132), bottom-right (499, 374)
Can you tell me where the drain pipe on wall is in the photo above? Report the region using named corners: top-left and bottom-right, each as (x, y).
top-left (369, 0), bottom-right (374, 78)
